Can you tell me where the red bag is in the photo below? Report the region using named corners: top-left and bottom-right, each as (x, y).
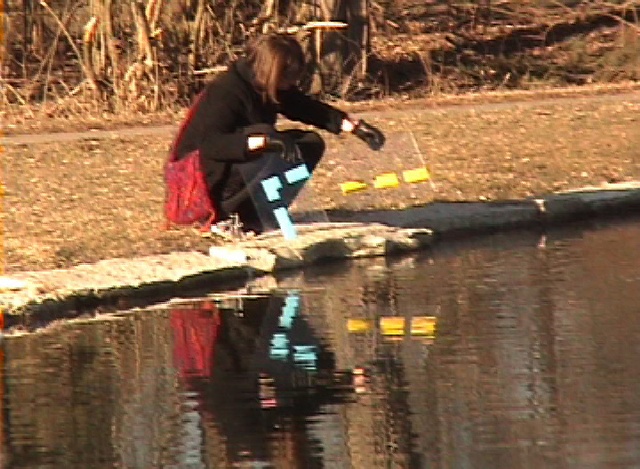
top-left (164, 92), bottom-right (217, 229)
top-left (164, 149), bottom-right (216, 228)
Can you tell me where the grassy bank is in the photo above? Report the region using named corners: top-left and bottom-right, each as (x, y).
top-left (3, 88), bottom-right (639, 273)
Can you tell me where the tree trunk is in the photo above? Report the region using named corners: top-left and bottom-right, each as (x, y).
top-left (311, 0), bottom-right (370, 97)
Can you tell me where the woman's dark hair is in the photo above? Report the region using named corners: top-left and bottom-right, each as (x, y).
top-left (246, 34), bottom-right (306, 104)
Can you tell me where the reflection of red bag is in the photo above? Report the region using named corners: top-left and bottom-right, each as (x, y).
top-left (164, 92), bottom-right (216, 229)
top-left (171, 303), bottom-right (221, 379)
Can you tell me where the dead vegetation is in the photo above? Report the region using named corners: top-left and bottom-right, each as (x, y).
top-left (1, 0), bottom-right (639, 122)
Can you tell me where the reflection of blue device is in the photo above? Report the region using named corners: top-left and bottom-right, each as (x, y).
top-left (268, 291), bottom-right (318, 372)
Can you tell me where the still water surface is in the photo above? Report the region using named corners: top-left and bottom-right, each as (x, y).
top-left (2, 219), bottom-right (640, 468)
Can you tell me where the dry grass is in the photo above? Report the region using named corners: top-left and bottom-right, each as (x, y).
top-left (3, 88), bottom-right (640, 273)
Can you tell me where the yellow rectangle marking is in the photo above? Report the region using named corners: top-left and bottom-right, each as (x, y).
top-left (340, 181), bottom-right (368, 194)
top-left (373, 173), bottom-right (400, 189)
top-left (403, 167), bottom-right (431, 183)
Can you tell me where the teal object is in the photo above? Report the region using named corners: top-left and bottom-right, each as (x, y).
top-left (260, 164), bottom-right (311, 239)
top-left (273, 207), bottom-right (298, 240)
top-left (267, 292), bottom-right (318, 371)
top-left (270, 333), bottom-right (289, 360)
top-left (293, 345), bottom-right (317, 371)
top-left (279, 294), bottom-right (299, 329)
top-left (261, 176), bottom-right (283, 202)
top-left (284, 164), bottom-right (310, 184)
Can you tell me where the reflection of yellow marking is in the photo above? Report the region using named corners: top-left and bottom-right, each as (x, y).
top-left (380, 317), bottom-right (405, 336)
top-left (347, 318), bottom-right (371, 333)
top-left (411, 316), bottom-right (437, 336)
top-left (348, 316), bottom-right (438, 340)
top-left (373, 173), bottom-right (400, 189)
top-left (340, 181), bottom-right (368, 194)
top-left (403, 167), bottom-right (430, 183)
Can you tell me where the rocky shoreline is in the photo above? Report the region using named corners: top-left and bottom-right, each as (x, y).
top-left (2, 182), bottom-right (639, 318)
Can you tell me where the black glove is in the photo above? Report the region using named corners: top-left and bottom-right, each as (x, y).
top-left (245, 124), bottom-right (300, 163)
top-left (264, 132), bottom-right (302, 163)
top-left (353, 119), bottom-right (385, 151)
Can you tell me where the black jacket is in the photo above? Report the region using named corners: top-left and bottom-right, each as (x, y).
top-left (172, 59), bottom-right (347, 200)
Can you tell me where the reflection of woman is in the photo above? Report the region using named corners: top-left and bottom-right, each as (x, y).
top-left (169, 295), bottom-right (346, 466)
top-left (170, 34), bottom-right (385, 233)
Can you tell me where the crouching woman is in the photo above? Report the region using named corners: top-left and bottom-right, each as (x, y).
top-left (165, 33), bottom-right (384, 234)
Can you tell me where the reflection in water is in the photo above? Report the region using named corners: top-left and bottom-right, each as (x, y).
top-left (170, 293), bottom-right (359, 467)
top-left (2, 219), bottom-right (640, 468)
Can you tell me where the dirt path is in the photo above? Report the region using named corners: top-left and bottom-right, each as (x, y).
top-left (4, 89), bottom-right (639, 146)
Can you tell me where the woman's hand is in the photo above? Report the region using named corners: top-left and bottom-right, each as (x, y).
top-left (341, 118), bottom-right (356, 133)
top-left (264, 133), bottom-right (302, 163)
top-left (349, 119), bottom-right (385, 151)
top-left (247, 135), bottom-right (268, 151)
top-left (246, 131), bottom-right (301, 163)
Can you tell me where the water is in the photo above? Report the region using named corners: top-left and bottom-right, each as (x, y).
top-left (2, 218), bottom-right (640, 468)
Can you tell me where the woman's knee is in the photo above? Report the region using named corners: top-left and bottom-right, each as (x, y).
top-left (294, 130), bottom-right (325, 164)
top-left (303, 130), bottom-right (325, 150)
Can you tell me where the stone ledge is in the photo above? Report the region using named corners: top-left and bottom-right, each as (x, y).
top-left (1, 183), bottom-right (639, 316)
top-left (329, 183), bottom-right (640, 235)
top-left (0, 223), bottom-right (434, 315)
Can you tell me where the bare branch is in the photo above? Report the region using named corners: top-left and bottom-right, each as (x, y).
top-left (82, 16), bottom-right (101, 90)
top-left (145, 0), bottom-right (162, 32)
top-left (189, 0), bottom-right (207, 69)
top-left (39, 0), bottom-right (96, 88)
top-left (131, 0), bottom-right (154, 67)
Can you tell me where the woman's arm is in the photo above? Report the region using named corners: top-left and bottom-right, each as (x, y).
top-left (278, 88), bottom-right (349, 134)
top-left (278, 88), bottom-right (384, 150)
top-left (187, 82), bottom-right (255, 163)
